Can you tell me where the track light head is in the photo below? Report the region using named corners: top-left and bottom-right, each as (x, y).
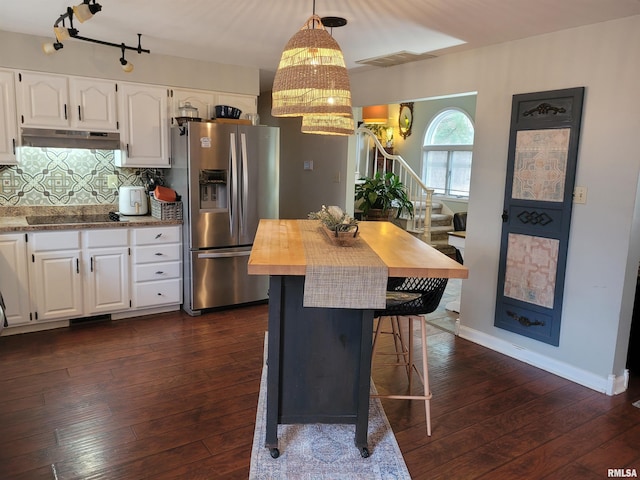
top-left (53, 26), bottom-right (78, 42)
top-left (120, 45), bottom-right (134, 73)
top-left (73, 0), bottom-right (102, 23)
top-left (42, 41), bottom-right (64, 54)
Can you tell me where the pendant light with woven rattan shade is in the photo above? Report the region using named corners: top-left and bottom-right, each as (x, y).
top-left (301, 112), bottom-right (355, 136)
top-left (272, 14), bottom-right (353, 122)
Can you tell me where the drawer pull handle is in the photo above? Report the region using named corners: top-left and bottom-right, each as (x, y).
top-left (157, 293), bottom-right (163, 296)
top-left (155, 252), bottom-right (164, 256)
top-left (155, 233), bottom-right (163, 239)
top-left (155, 271), bottom-right (164, 275)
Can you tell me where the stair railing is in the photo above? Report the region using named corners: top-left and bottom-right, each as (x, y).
top-left (356, 126), bottom-right (434, 243)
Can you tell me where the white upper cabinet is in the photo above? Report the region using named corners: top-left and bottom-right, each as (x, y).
top-left (116, 82), bottom-right (170, 168)
top-left (16, 71), bottom-right (118, 131)
top-left (69, 77), bottom-right (118, 131)
top-left (17, 71), bottom-right (69, 128)
top-left (0, 69), bottom-right (18, 165)
top-left (170, 88), bottom-right (216, 124)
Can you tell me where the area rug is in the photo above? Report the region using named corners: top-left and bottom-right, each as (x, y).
top-left (249, 335), bottom-right (411, 480)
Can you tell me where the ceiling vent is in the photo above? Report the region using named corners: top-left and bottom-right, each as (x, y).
top-left (355, 51), bottom-right (436, 68)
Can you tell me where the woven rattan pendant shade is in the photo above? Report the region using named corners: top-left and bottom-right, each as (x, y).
top-left (272, 15), bottom-right (353, 118)
top-left (302, 112), bottom-right (354, 135)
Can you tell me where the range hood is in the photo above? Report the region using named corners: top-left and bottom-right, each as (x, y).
top-left (21, 128), bottom-right (121, 150)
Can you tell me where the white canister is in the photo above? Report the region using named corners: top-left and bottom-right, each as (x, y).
top-left (119, 186), bottom-right (149, 215)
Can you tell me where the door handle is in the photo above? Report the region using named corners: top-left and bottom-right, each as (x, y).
top-left (198, 251), bottom-right (251, 259)
top-left (502, 210), bottom-right (509, 222)
top-left (240, 133), bottom-right (249, 235)
top-left (229, 132), bottom-right (238, 236)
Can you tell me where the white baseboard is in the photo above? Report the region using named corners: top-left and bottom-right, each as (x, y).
top-left (111, 304), bottom-right (180, 320)
top-left (1, 319), bottom-right (69, 335)
top-left (458, 325), bottom-right (627, 396)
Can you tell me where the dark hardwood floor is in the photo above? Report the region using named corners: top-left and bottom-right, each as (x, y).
top-left (1, 304), bottom-right (638, 479)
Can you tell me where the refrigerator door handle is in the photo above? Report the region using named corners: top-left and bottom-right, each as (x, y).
top-left (229, 132), bottom-right (237, 236)
top-left (240, 132), bottom-right (249, 235)
top-left (197, 250), bottom-right (252, 259)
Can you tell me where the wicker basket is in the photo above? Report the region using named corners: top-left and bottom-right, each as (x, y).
top-left (150, 196), bottom-right (183, 220)
top-left (321, 224), bottom-right (359, 247)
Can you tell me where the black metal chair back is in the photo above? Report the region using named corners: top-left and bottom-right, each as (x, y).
top-left (375, 277), bottom-right (449, 317)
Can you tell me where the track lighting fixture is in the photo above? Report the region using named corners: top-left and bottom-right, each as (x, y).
top-left (43, 1), bottom-right (150, 72)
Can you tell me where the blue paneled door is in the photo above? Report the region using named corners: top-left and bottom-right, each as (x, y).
top-left (495, 87), bottom-right (585, 346)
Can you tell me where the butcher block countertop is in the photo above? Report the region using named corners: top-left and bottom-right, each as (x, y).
top-left (248, 219), bottom-right (469, 279)
top-left (0, 205), bottom-right (181, 232)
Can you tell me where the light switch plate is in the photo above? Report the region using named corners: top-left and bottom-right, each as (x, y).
top-left (107, 175), bottom-right (118, 189)
top-left (573, 186), bottom-right (587, 204)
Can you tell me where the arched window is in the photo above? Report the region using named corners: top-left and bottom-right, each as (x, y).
top-left (421, 108), bottom-right (474, 197)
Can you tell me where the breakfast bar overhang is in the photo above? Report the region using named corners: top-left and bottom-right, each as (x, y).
top-left (248, 219), bottom-right (468, 458)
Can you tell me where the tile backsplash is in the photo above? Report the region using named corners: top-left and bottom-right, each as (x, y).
top-left (0, 147), bottom-right (164, 207)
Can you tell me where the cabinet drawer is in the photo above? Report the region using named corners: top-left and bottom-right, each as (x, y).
top-left (134, 278), bottom-right (182, 308)
top-left (30, 231), bottom-right (80, 251)
top-left (133, 226), bottom-right (181, 245)
top-left (134, 244), bottom-right (181, 264)
top-left (134, 261), bottom-right (181, 282)
top-left (84, 229), bottom-right (129, 248)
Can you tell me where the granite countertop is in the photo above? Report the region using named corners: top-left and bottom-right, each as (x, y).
top-left (0, 205), bottom-right (182, 232)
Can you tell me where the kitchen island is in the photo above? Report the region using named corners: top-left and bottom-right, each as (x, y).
top-left (248, 219), bottom-right (468, 458)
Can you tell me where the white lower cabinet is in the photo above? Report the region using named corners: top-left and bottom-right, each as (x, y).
top-left (83, 229), bottom-right (130, 315)
top-left (0, 233), bottom-right (31, 326)
top-left (1, 225), bottom-right (181, 333)
top-left (131, 225), bottom-right (182, 309)
top-left (29, 231), bottom-right (83, 322)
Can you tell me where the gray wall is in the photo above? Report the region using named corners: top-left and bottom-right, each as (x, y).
top-left (0, 30), bottom-right (259, 94)
top-left (393, 95), bottom-right (477, 175)
top-left (258, 96), bottom-right (351, 220)
top-left (351, 15), bottom-right (640, 394)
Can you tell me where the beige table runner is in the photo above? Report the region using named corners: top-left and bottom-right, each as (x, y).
top-left (298, 220), bottom-right (388, 309)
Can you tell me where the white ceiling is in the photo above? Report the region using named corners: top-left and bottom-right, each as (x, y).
top-left (2, 0), bottom-right (640, 92)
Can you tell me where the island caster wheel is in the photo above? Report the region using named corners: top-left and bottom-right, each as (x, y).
top-left (360, 447), bottom-right (369, 458)
top-left (269, 448), bottom-right (280, 459)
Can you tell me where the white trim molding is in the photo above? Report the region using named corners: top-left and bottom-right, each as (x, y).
top-left (458, 325), bottom-right (628, 396)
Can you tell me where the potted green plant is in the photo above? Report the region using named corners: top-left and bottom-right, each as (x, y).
top-left (354, 171), bottom-right (414, 220)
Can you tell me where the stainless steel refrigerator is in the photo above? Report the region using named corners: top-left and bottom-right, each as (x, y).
top-left (167, 121), bottom-right (279, 315)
